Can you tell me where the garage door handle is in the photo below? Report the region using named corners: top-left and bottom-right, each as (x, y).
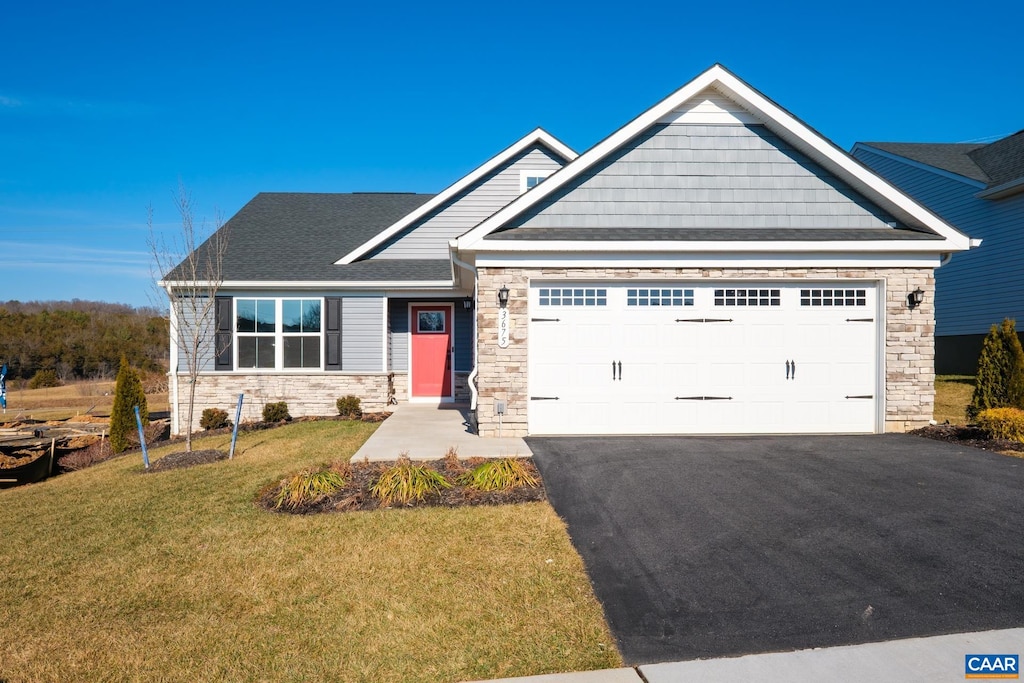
top-left (611, 361), bottom-right (622, 381)
top-left (675, 395), bottom-right (733, 401)
top-left (785, 360), bottom-right (797, 380)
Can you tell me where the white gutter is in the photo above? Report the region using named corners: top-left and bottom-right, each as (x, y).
top-left (450, 245), bottom-right (479, 414)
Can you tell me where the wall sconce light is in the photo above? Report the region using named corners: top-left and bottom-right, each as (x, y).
top-left (908, 287), bottom-right (925, 309)
top-left (462, 298), bottom-right (474, 310)
top-left (497, 285), bottom-right (510, 308)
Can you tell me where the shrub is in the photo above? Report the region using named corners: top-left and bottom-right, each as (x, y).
top-left (968, 319), bottom-right (1024, 421)
top-left (457, 458), bottom-right (539, 492)
top-left (262, 402), bottom-right (291, 423)
top-left (200, 408), bottom-right (231, 431)
top-left (274, 466), bottom-right (348, 510)
top-left (976, 408), bottom-right (1024, 443)
top-left (109, 356), bottom-right (149, 454)
top-left (371, 457), bottom-right (452, 506)
top-left (28, 369), bottom-right (60, 389)
top-left (336, 395), bottom-right (362, 419)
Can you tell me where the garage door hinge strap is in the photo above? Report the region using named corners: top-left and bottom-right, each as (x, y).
top-left (845, 318), bottom-right (874, 322)
top-left (675, 318), bottom-right (733, 323)
top-left (675, 395), bottom-right (733, 401)
top-left (531, 318), bottom-right (561, 322)
top-left (845, 395), bottom-right (873, 399)
top-left (530, 396), bottom-right (560, 401)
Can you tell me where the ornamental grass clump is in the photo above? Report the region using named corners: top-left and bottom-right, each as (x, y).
top-left (976, 407), bottom-right (1024, 443)
top-left (371, 456), bottom-right (452, 506)
top-left (457, 458), bottom-right (539, 492)
top-left (274, 465), bottom-right (349, 510)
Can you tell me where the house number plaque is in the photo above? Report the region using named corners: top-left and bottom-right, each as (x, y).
top-left (497, 308), bottom-right (510, 348)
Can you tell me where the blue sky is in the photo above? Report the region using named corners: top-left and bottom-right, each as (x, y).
top-left (2, 0), bottom-right (1022, 308)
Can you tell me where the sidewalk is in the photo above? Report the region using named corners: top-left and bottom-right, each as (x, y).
top-left (469, 628), bottom-right (1024, 682)
top-left (351, 402), bottom-right (531, 461)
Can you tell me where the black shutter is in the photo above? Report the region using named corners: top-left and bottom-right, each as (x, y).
top-left (324, 297), bottom-right (342, 371)
top-left (214, 296), bottom-right (233, 371)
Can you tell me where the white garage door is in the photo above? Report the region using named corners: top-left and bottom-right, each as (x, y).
top-left (527, 283), bottom-right (879, 435)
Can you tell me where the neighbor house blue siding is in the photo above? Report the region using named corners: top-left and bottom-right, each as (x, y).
top-left (854, 146), bottom-right (1024, 337)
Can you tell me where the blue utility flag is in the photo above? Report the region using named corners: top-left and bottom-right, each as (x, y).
top-left (0, 363), bottom-right (6, 411)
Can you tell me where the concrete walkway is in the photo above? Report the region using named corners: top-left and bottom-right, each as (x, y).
top-left (351, 403), bottom-right (531, 461)
top-left (469, 627), bottom-right (1024, 682)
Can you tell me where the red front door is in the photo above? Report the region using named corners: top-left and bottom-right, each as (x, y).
top-left (411, 305), bottom-right (452, 398)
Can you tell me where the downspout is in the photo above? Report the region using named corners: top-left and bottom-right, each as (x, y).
top-left (450, 247), bottom-right (479, 415)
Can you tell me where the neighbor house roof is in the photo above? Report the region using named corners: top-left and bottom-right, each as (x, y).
top-left (162, 192), bottom-right (453, 286)
top-left (859, 130), bottom-right (1024, 193)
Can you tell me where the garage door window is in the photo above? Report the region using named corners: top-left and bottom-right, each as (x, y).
top-left (800, 289), bottom-right (867, 306)
top-left (714, 289), bottom-right (781, 307)
top-left (538, 288), bottom-right (607, 306)
top-left (627, 288), bottom-right (694, 306)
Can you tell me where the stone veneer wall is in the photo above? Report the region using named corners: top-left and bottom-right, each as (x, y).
top-left (475, 266), bottom-right (935, 437)
top-left (174, 372), bottom-right (391, 435)
top-left (389, 371), bottom-right (470, 402)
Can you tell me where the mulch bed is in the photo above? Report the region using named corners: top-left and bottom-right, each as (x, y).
top-left (258, 457), bottom-right (547, 514)
top-left (910, 423), bottom-right (1024, 454)
top-left (147, 449), bottom-right (229, 472)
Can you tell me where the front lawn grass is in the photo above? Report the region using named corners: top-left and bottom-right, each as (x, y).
top-left (935, 375), bottom-right (975, 425)
top-left (0, 421), bottom-right (620, 682)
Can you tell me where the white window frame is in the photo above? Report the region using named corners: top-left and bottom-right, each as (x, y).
top-left (234, 297), bottom-right (325, 371)
top-left (519, 169), bottom-right (555, 194)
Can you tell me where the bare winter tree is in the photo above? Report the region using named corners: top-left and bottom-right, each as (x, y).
top-left (149, 182), bottom-right (228, 452)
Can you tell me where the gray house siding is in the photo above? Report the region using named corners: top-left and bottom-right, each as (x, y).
top-left (854, 146), bottom-right (1024, 373)
top-left (388, 298), bottom-right (473, 373)
top-left (340, 296), bottom-right (385, 372)
top-left (174, 297), bottom-right (215, 373)
top-left (373, 145), bottom-right (566, 259)
top-left (510, 124), bottom-right (898, 230)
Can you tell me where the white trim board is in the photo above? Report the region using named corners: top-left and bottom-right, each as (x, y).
top-left (474, 252), bottom-right (944, 268)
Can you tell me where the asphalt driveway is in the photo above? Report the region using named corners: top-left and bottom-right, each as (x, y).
top-left (527, 434), bottom-right (1024, 665)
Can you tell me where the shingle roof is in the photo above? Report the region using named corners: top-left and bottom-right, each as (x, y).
top-left (968, 130), bottom-right (1024, 187)
top-left (863, 131), bottom-right (1024, 189)
top-left (862, 142), bottom-right (990, 182)
top-left (164, 192), bottom-right (451, 283)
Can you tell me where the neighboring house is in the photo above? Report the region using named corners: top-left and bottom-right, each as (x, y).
top-left (164, 64), bottom-right (975, 438)
top-left (853, 132), bottom-right (1024, 374)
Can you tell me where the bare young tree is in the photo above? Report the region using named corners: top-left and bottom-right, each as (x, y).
top-left (149, 182), bottom-right (228, 452)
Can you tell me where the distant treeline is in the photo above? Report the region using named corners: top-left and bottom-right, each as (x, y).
top-left (0, 300), bottom-right (168, 381)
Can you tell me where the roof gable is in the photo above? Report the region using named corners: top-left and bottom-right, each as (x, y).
top-left (457, 64), bottom-right (973, 253)
top-left (336, 129), bottom-right (576, 264)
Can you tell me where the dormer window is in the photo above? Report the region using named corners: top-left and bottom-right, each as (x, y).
top-left (519, 169), bottom-right (554, 194)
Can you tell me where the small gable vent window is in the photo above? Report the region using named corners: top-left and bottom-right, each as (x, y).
top-left (236, 298), bottom-right (323, 369)
top-left (800, 289), bottom-right (867, 307)
top-left (714, 289), bottom-right (781, 307)
top-left (520, 169), bottom-right (555, 194)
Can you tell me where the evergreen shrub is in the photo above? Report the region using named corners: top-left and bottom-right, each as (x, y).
top-left (976, 407), bottom-right (1024, 443)
top-left (110, 357), bottom-right (149, 454)
top-left (336, 395), bottom-right (362, 419)
top-left (262, 402), bottom-right (291, 423)
top-left (968, 319), bottom-right (1024, 421)
top-left (200, 408), bottom-right (231, 431)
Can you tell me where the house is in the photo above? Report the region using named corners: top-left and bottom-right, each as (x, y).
top-left (853, 132), bottom-right (1024, 374)
top-left (163, 64), bottom-right (975, 438)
